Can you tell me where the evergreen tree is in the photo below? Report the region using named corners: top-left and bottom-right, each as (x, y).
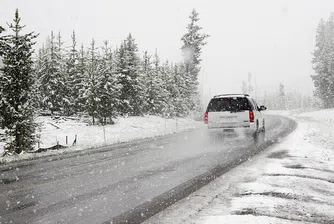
top-left (32, 45), bottom-right (46, 110)
top-left (171, 63), bottom-right (183, 117)
top-left (65, 30), bottom-right (80, 114)
top-left (176, 62), bottom-right (190, 116)
top-left (151, 50), bottom-right (167, 115)
top-left (0, 25), bottom-right (5, 55)
top-left (0, 9), bottom-right (38, 153)
top-left (312, 14), bottom-right (334, 108)
top-left (160, 60), bottom-right (172, 117)
top-left (39, 31), bottom-right (63, 114)
top-left (141, 51), bottom-right (166, 114)
top-left (56, 31), bottom-right (71, 115)
top-left (76, 43), bottom-right (88, 113)
top-left (96, 41), bottom-right (121, 124)
top-left (181, 9), bottom-right (209, 112)
top-left (115, 34), bottom-right (144, 116)
top-left (85, 39), bottom-right (100, 124)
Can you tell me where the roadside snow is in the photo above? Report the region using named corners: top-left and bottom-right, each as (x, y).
top-left (145, 109), bottom-right (334, 224)
top-left (35, 115), bottom-right (197, 148)
top-left (0, 115), bottom-right (198, 163)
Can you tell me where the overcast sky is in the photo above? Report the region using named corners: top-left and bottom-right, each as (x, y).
top-left (2, 0), bottom-right (333, 102)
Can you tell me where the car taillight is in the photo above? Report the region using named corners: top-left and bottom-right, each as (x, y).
top-left (249, 110), bottom-right (254, 123)
top-left (204, 112), bottom-right (208, 124)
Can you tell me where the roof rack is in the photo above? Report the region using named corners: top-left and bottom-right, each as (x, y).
top-left (213, 94), bottom-right (249, 98)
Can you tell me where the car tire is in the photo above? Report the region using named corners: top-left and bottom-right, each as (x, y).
top-left (253, 121), bottom-right (260, 142)
top-left (254, 121), bottom-right (266, 145)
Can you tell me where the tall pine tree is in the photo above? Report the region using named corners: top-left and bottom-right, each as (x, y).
top-left (56, 31), bottom-right (71, 115)
top-left (115, 34), bottom-right (144, 116)
top-left (0, 9), bottom-right (38, 153)
top-left (312, 14), bottom-right (334, 108)
top-left (96, 41), bottom-right (121, 124)
top-left (76, 43), bottom-right (88, 113)
top-left (85, 39), bottom-right (100, 124)
top-left (65, 31), bottom-right (80, 115)
top-left (39, 31), bottom-right (64, 114)
top-left (151, 50), bottom-right (167, 115)
top-left (181, 9), bottom-right (209, 113)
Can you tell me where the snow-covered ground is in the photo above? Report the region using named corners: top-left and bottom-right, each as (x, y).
top-left (0, 115), bottom-right (198, 163)
top-left (144, 109), bottom-right (334, 224)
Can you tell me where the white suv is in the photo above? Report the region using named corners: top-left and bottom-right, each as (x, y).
top-left (204, 94), bottom-right (266, 139)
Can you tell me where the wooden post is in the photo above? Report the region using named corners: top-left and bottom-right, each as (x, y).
top-left (66, 136), bottom-right (68, 145)
top-left (72, 135), bottom-right (77, 146)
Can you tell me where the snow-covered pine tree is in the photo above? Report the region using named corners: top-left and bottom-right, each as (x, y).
top-left (160, 60), bottom-right (176, 118)
top-left (141, 51), bottom-right (152, 114)
top-left (116, 34), bottom-right (144, 116)
top-left (181, 9), bottom-right (209, 113)
top-left (179, 60), bottom-right (193, 114)
top-left (32, 45), bottom-right (46, 111)
top-left (39, 31), bottom-right (63, 114)
top-left (65, 31), bottom-right (80, 115)
top-left (56, 32), bottom-right (71, 115)
top-left (141, 50), bottom-right (167, 115)
top-left (36, 43), bottom-right (48, 111)
top-left (96, 40), bottom-right (121, 124)
top-left (0, 25), bottom-right (5, 55)
top-left (151, 50), bottom-right (167, 115)
top-left (0, 9), bottom-right (38, 153)
top-left (76, 43), bottom-right (88, 114)
top-left (85, 39), bottom-right (100, 124)
top-left (115, 41), bottom-right (127, 114)
top-left (312, 14), bottom-right (334, 108)
top-left (174, 62), bottom-right (189, 116)
top-left (170, 63), bottom-right (182, 117)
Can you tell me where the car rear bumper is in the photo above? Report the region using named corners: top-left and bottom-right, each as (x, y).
top-left (207, 123), bottom-right (256, 134)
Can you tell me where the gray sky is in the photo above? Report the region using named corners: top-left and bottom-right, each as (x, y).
top-left (2, 0), bottom-right (333, 101)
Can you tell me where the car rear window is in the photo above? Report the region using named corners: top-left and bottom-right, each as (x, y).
top-left (207, 97), bottom-right (252, 112)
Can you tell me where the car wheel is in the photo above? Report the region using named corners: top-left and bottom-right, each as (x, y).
top-left (253, 121), bottom-right (260, 141)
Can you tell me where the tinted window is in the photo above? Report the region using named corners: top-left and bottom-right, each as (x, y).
top-left (207, 97), bottom-right (251, 112)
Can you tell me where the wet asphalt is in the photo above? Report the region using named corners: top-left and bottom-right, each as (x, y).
top-left (0, 115), bottom-right (296, 224)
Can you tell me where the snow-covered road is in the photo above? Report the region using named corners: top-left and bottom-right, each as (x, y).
top-left (0, 115), bottom-right (295, 224)
top-left (145, 110), bottom-right (334, 224)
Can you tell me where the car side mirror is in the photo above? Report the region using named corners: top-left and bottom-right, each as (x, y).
top-left (259, 105), bottom-right (267, 111)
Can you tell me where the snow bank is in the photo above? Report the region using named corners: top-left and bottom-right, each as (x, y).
top-left (0, 115), bottom-right (198, 163)
top-left (35, 115), bottom-right (197, 148)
